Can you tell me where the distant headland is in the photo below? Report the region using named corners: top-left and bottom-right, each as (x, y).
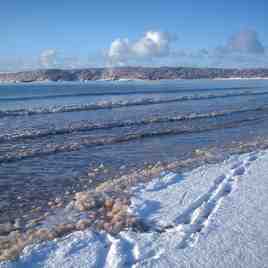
top-left (1, 67), bottom-right (268, 83)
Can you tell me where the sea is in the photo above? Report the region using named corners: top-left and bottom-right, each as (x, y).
top-left (1, 79), bottom-right (268, 223)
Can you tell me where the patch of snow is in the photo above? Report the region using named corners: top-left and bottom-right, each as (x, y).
top-left (2, 150), bottom-right (268, 268)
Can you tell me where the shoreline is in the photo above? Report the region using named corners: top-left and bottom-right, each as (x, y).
top-left (1, 146), bottom-right (268, 267)
top-left (1, 137), bottom-right (268, 263)
top-left (1, 77), bottom-right (268, 85)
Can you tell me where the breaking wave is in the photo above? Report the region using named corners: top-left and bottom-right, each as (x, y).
top-left (0, 116), bottom-right (262, 164)
top-left (0, 86), bottom-right (258, 102)
top-left (1, 91), bottom-right (268, 118)
top-left (0, 106), bottom-right (267, 143)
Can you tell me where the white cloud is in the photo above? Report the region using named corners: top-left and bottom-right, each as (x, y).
top-left (39, 49), bottom-right (59, 68)
top-left (107, 31), bottom-right (176, 66)
top-left (2, 29), bottom-right (266, 72)
top-left (206, 30), bottom-right (268, 68)
top-left (39, 49), bottom-right (86, 69)
top-left (108, 39), bottom-right (130, 66)
top-left (227, 30), bottom-right (265, 54)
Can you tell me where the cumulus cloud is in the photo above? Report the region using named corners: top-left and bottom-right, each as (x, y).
top-left (39, 49), bottom-right (60, 67)
top-left (105, 29), bottom-right (266, 68)
top-left (226, 30), bottom-right (265, 54)
top-left (199, 29), bottom-right (268, 68)
top-left (107, 31), bottom-right (176, 65)
top-left (3, 29), bottom-right (266, 72)
top-left (108, 39), bottom-right (130, 65)
top-left (39, 49), bottom-right (86, 69)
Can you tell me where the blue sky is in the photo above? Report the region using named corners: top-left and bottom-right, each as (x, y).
top-left (1, 0), bottom-right (268, 71)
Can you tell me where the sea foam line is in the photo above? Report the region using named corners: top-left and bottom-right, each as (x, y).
top-left (0, 117), bottom-right (261, 164)
top-left (1, 91), bottom-right (268, 118)
top-left (0, 106), bottom-right (266, 143)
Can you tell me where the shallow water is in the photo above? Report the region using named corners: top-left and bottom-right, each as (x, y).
top-left (1, 79), bottom-right (268, 223)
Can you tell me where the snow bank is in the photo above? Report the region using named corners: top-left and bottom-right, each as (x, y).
top-left (1, 150), bottom-right (268, 268)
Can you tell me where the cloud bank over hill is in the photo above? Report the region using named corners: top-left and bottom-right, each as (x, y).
top-left (227, 30), bottom-right (265, 54)
top-left (105, 29), bottom-right (267, 68)
top-left (39, 49), bottom-right (59, 68)
top-left (209, 30), bottom-right (267, 68)
top-left (0, 29), bottom-right (267, 72)
top-left (107, 31), bottom-right (176, 66)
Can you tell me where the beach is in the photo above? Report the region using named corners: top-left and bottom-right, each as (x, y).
top-left (1, 79), bottom-right (268, 266)
top-left (1, 149), bottom-right (267, 267)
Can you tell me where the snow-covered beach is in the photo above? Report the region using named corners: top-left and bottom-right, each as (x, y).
top-left (1, 149), bottom-right (268, 268)
top-left (2, 0), bottom-right (268, 266)
top-left (1, 79), bottom-right (268, 267)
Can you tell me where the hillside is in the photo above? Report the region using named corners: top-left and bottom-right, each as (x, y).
top-left (1, 67), bottom-right (268, 82)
